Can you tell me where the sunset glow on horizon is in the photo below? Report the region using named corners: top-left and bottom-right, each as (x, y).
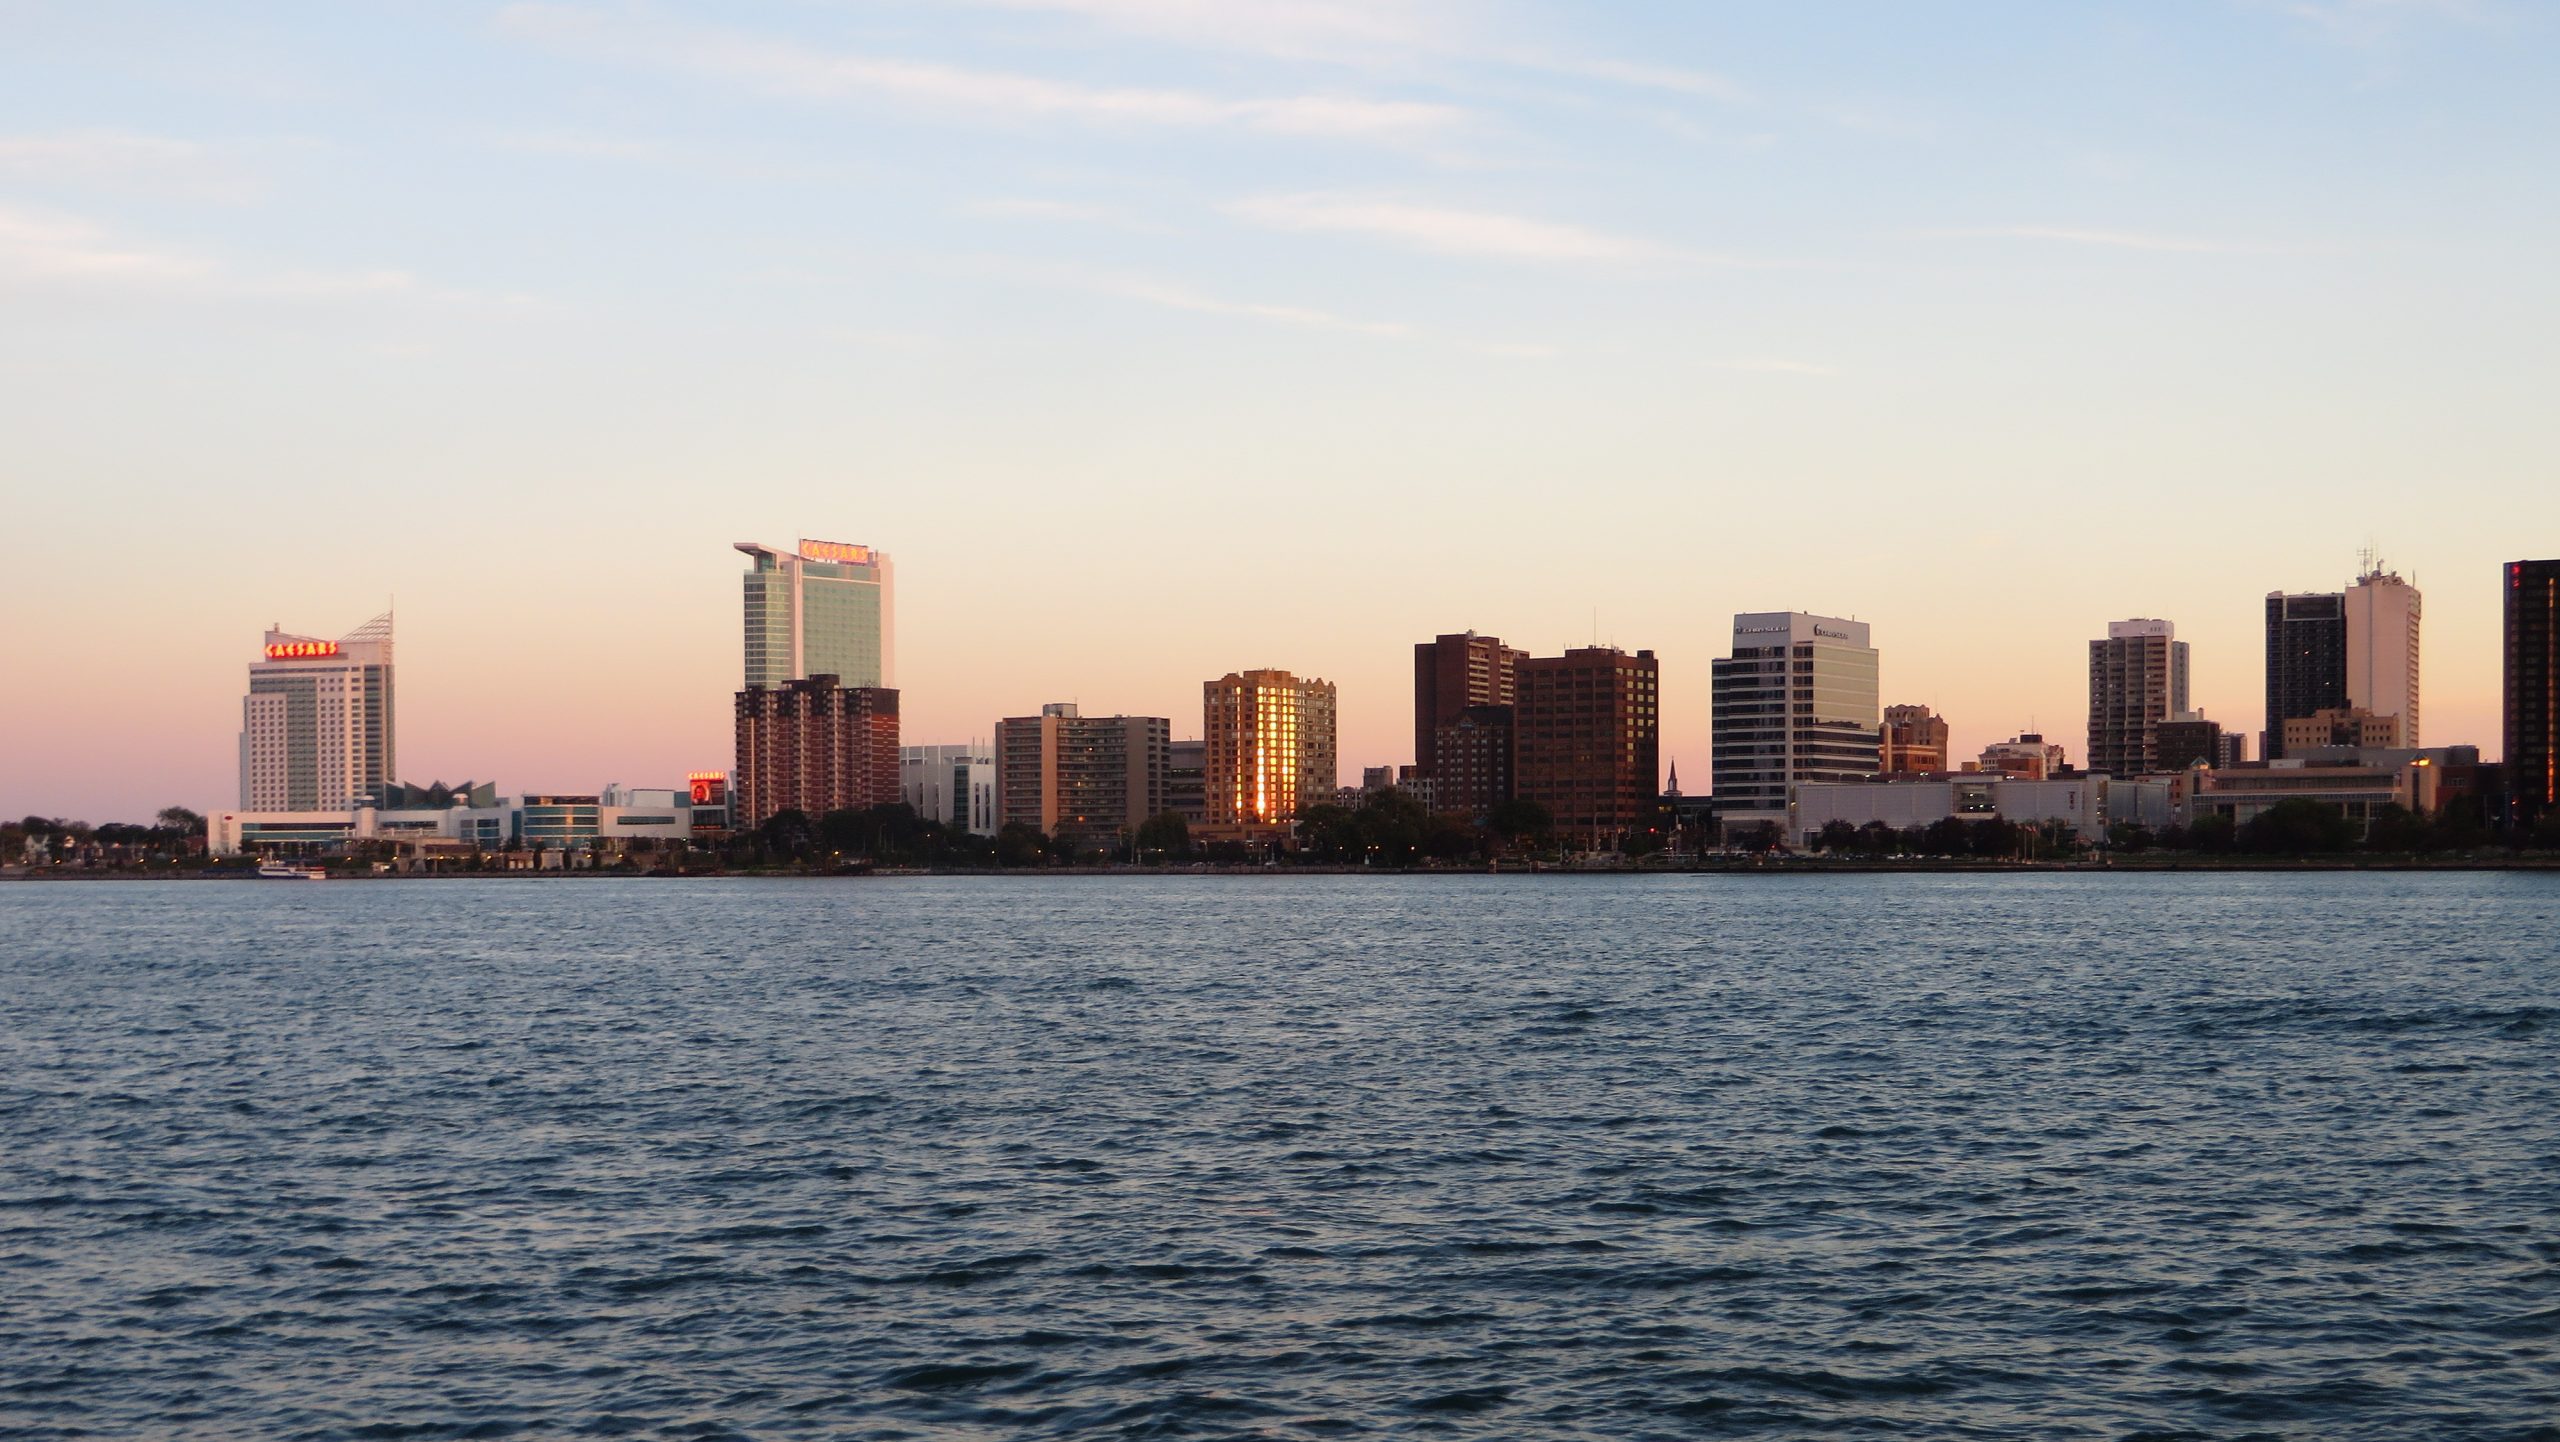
top-left (4, 1), bottom-right (2555, 822)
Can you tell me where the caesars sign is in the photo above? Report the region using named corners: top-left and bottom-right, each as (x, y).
top-left (264, 641), bottom-right (341, 659)
top-left (799, 539), bottom-right (874, 567)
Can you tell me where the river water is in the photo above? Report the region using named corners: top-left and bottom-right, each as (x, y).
top-left (2, 874), bottom-right (2555, 1439)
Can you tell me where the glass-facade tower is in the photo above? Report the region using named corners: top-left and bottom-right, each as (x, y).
top-left (736, 540), bottom-right (894, 689)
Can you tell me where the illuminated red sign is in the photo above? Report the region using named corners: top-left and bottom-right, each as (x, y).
top-left (688, 773), bottom-right (729, 805)
top-left (264, 641), bottom-right (341, 660)
top-left (799, 539), bottom-right (873, 566)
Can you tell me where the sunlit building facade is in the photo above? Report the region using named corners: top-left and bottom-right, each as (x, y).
top-left (993, 705), bottom-right (1169, 847)
top-left (239, 614), bottom-right (396, 811)
top-left (1203, 669), bottom-right (1338, 827)
top-left (733, 676), bottom-right (901, 830)
top-left (735, 539), bottom-right (894, 690)
top-left (1880, 704), bottom-right (1950, 774)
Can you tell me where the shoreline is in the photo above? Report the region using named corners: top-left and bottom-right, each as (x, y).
top-left (11, 857), bottom-right (2560, 881)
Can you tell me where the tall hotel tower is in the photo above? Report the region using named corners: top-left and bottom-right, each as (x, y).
top-left (1203, 669), bottom-right (1339, 827)
top-left (732, 539), bottom-right (900, 830)
top-left (2508, 559), bottom-right (2560, 828)
top-left (2088, 619), bottom-right (2190, 776)
top-left (2265, 562), bottom-right (2419, 758)
top-left (1711, 613), bottom-right (1880, 833)
top-left (734, 539), bottom-right (894, 688)
top-left (238, 614), bottom-right (395, 809)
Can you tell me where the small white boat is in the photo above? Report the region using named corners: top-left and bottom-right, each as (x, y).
top-left (257, 862), bottom-right (329, 880)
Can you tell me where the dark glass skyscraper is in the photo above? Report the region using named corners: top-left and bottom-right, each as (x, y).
top-left (2507, 559), bottom-right (2560, 827)
top-left (2264, 592), bottom-right (2346, 759)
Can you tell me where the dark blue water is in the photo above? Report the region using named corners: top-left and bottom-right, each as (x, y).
top-left (3, 875), bottom-right (2556, 1440)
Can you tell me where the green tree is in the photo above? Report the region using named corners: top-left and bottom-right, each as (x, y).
top-left (1485, 798), bottom-right (1555, 854)
top-left (994, 822), bottom-right (1046, 867)
top-left (758, 807), bottom-right (815, 865)
top-left (1815, 820), bottom-right (1860, 853)
top-left (1134, 811), bottom-right (1191, 862)
top-left (2184, 813), bottom-right (2238, 853)
top-left (2362, 803), bottom-right (2431, 854)
top-left (1294, 803), bottom-right (1363, 862)
top-left (2107, 822), bottom-right (2154, 853)
top-left (1354, 787), bottom-right (1430, 867)
top-left (2241, 798), bottom-right (2356, 854)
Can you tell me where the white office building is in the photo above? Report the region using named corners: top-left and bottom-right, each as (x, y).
top-left (239, 614), bottom-right (395, 811)
top-left (1711, 612), bottom-right (1881, 832)
top-left (901, 744), bottom-right (997, 836)
top-left (2345, 565), bottom-right (2421, 745)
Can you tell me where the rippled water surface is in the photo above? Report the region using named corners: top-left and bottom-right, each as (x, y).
top-left (4, 874), bottom-right (2557, 1440)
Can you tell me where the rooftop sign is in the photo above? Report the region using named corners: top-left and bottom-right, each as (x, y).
top-left (265, 641), bottom-right (340, 659)
top-left (800, 540), bottom-right (873, 566)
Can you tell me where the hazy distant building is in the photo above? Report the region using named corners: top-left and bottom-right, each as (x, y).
top-left (239, 614), bottom-right (396, 811)
top-left (733, 676), bottom-right (900, 830)
top-left (994, 704), bottom-right (1170, 847)
top-left (2265, 563), bottom-right (2420, 758)
top-left (901, 744), bottom-right (996, 836)
top-left (1203, 669), bottom-right (1338, 828)
top-left (2088, 619), bottom-right (2190, 776)
top-left (1711, 613), bottom-right (1880, 831)
top-left (1976, 733), bottom-right (2066, 780)
top-left (1514, 647), bottom-right (1659, 845)
top-left (736, 539), bottom-right (893, 690)
top-left (2507, 558), bottom-right (2560, 827)
top-left (1880, 704), bottom-right (1950, 774)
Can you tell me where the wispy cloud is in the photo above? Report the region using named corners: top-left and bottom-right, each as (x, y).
top-left (965, 254), bottom-right (1407, 335)
top-left (0, 130), bottom-right (265, 201)
top-left (2260, 0), bottom-right (2484, 45)
top-left (497, 3), bottom-right (1465, 141)
top-left (1930, 225), bottom-right (2276, 255)
top-left (957, 0), bottom-right (1749, 101)
top-left (1227, 192), bottom-right (1678, 263)
top-left (0, 204), bottom-right (447, 301)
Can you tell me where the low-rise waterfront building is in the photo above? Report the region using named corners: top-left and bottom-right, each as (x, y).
top-left (1880, 704), bottom-right (1950, 775)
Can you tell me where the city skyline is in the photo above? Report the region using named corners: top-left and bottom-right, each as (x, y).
top-left (5, 2), bottom-right (2557, 819)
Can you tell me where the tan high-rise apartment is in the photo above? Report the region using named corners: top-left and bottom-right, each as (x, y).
top-left (1880, 704), bottom-right (1950, 774)
top-left (1203, 669), bottom-right (1338, 827)
top-left (2088, 619), bottom-right (2190, 776)
top-left (993, 704), bottom-right (1171, 848)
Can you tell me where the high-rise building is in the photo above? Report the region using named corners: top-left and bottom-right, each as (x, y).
top-left (2265, 563), bottom-right (2421, 759)
top-left (1203, 670), bottom-right (1338, 827)
top-left (2345, 565), bottom-right (2421, 746)
top-left (2088, 619), bottom-right (2191, 776)
top-left (2264, 590), bottom-right (2347, 760)
top-left (2506, 559), bottom-right (2560, 827)
top-left (993, 704), bottom-right (1170, 847)
top-left (239, 614), bottom-right (396, 810)
top-left (1514, 647), bottom-right (1660, 845)
top-left (901, 744), bottom-right (996, 837)
top-left (1412, 632), bottom-right (1523, 776)
top-left (1711, 613), bottom-right (1880, 831)
top-left (733, 676), bottom-right (900, 830)
top-left (735, 540), bottom-right (893, 690)
top-left (1880, 704), bottom-right (1950, 774)
top-left (1432, 705), bottom-right (1515, 820)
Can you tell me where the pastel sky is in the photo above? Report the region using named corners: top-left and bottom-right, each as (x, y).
top-left (4, 1), bottom-right (2556, 822)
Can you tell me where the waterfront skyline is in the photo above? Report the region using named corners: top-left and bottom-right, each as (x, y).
top-left (5, 2), bottom-right (2557, 820)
